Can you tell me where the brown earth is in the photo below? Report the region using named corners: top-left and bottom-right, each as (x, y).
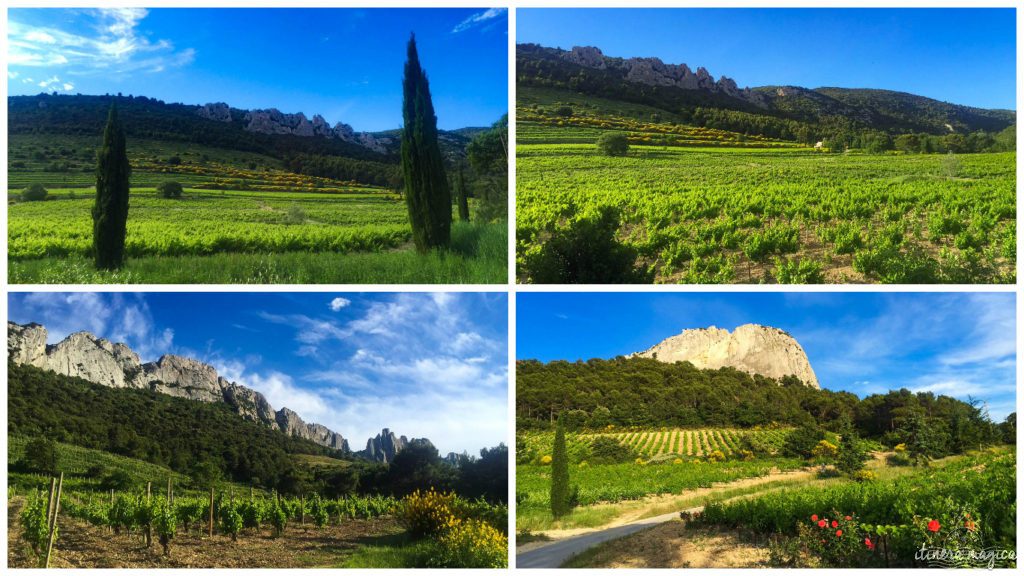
top-left (576, 522), bottom-right (771, 568)
top-left (7, 496), bottom-right (405, 568)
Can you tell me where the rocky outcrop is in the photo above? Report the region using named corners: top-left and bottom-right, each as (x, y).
top-left (563, 45), bottom-right (606, 70)
top-left (631, 324), bottom-right (820, 389)
top-left (197, 102), bottom-right (231, 122)
top-left (553, 45), bottom-right (770, 108)
top-left (359, 428), bottom-right (408, 463)
top-left (212, 106), bottom-right (393, 154)
top-left (7, 321), bottom-right (348, 450)
top-left (143, 355), bottom-right (223, 402)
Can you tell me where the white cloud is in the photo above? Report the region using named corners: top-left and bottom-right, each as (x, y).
top-left (452, 8), bottom-right (507, 34)
top-left (329, 297), bottom-right (351, 311)
top-left (7, 9), bottom-right (193, 77)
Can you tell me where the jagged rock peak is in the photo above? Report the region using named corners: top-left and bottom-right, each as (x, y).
top-left (630, 324), bottom-right (820, 389)
top-left (6, 321), bottom-right (348, 450)
top-left (195, 103), bottom-right (392, 154)
top-left (197, 102), bottom-right (231, 122)
top-left (359, 428), bottom-right (407, 463)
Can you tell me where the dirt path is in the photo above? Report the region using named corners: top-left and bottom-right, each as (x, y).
top-left (7, 496), bottom-right (405, 568)
top-left (516, 466), bottom-right (818, 568)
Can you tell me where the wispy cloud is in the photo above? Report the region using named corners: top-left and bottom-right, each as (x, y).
top-left (451, 8), bottom-right (507, 34)
top-left (329, 297), bottom-right (351, 312)
top-left (7, 8), bottom-right (194, 87)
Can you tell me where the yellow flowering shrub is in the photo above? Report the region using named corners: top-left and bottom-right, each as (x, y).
top-left (540, 455), bottom-right (552, 465)
top-left (429, 518), bottom-right (508, 568)
top-left (673, 458), bottom-right (683, 465)
top-left (398, 489), bottom-right (458, 537)
top-left (707, 450), bottom-right (726, 463)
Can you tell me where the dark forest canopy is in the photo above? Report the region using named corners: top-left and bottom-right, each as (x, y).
top-left (9, 362), bottom-right (507, 502)
top-left (516, 356), bottom-right (1010, 449)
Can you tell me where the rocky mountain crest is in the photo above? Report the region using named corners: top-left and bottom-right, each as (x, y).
top-left (8, 321), bottom-right (349, 451)
top-left (630, 324), bottom-right (820, 389)
top-left (560, 45), bottom-right (769, 107)
top-left (197, 102), bottom-right (392, 154)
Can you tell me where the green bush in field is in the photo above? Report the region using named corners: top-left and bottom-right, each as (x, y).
top-left (21, 183), bottom-right (48, 202)
top-left (524, 205), bottom-right (651, 283)
top-left (157, 181), bottom-right (183, 199)
top-left (22, 437), bottom-right (59, 475)
top-left (597, 132), bottom-right (629, 156)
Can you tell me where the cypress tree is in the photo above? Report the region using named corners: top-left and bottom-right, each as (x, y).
top-left (550, 418), bottom-right (570, 518)
top-left (455, 163), bottom-right (470, 222)
top-left (401, 33), bottom-right (450, 252)
top-left (93, 101), bottom-right (131, 270)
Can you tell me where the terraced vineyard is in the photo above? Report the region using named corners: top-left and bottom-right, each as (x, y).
top-left (518, 427), bottom-right (791, 462)
top-left (515, 87), bottom-right (1016, 284)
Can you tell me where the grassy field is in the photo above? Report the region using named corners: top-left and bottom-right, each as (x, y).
top-left (559, 448), bottom-right (1015, 568)
top-left (515, 87), bottom-right (1016, 284)
top-left (9, 132), bottom-right (507, 284)
top-left (516, 427), bottom-right (809, 531)
top-left (8, 188), bottom-right (506, 284)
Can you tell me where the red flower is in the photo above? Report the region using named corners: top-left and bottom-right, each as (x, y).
top-left (965, 513), bottom-right (970, 519)
top-left (818, 520), bottom-right (827, 528)
top-left (811, 514), bottom-right (818, 522)
top-left (845, 515), bottom-right (852, 520)
top-left (865, 538), bottom-right (875, 550)
top-left (836, 530), bottom-right (843, 537)
top-left (927, 520), bottom-right (941, 532)
top-left (821, 539), bottom-right (826, 544)
top-left (965, 521), bottom-right (977, 531)
top-left (831, 520), bottom-right (838, 528)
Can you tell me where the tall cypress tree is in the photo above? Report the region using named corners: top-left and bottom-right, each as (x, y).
top-left (93, 101), bottom-right (131, 270)
top-left (401, 33), bottom-right (450, 252)
top-left (455, 163), bottom-right (470, 222)
top-left (550, 418), bottom-right (570, 518)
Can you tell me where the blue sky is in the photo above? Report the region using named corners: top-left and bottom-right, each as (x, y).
top-left (7, 8), bottom-right (508, 131)
top-left (8, 292), bottom-right (508, 456)
top-left (518, 8), bottom-right (1016, 110)
top-left (517, 292), bottom-right (1017, 420)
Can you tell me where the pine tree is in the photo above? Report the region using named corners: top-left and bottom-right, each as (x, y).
top-left (455, 163), bottom-right (470, 222)
top-left (401, 33), bottom-right (450, 251)
top-left (835, 415), bottom-right (869, 474)
top-left (93, 101), bottom-right (131, 269)
top-left (550, 418), bottom-right (570, 518)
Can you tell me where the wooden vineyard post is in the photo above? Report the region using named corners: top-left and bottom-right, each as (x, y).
top-left (167, 478), bottom-right (172, 503)
top-left (209, 488), bottom-right (215, 537)
top-left (45, 477), bottom-right (57, 530)
top-left (300, 495), bottom-right (305, 526)
top-left (250, 487), bottom-right (253, 499)
top-left (147, 481), bottom-right (152, 505)
top-left (44, 472), bottom-right (63, 568)
top-left (110, 488), bottom-right (114, 506)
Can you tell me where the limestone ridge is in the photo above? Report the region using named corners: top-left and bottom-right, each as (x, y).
top-left (7, 321), bottom-right (349, 451)
top-left (357, 428), bottom-right (435, 464)
top-left (560, 46), bottom-right (770, 108)
top-left (630, 324), bottom-right (820, 389)
top-left (196, 102), bottom-right (392, 154)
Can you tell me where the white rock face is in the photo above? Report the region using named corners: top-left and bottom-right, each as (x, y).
top-left (631, 324), bottom-right (820, 389)
top-left (6, 321), bottom-right (348, 450)
top-left (144, 355), bottom-right (223, 403)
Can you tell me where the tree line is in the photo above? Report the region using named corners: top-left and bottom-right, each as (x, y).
top-left (9, 362), bottom-right (507, 502)
top-left (516, 357), bottom-right (1014, 451)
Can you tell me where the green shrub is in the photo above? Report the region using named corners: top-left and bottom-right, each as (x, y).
top-left (524, 206), bottom-right (651, 283)
top-left (597, 133), bottom-right (629, 157)
top-left (157, 181), bottom-right (183, 199)
top-left (21, 184), bottom-right (48, 202)
top-left (588, 436), bottom-right (638, 465)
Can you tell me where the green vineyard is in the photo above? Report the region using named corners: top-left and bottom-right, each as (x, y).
top-left (519, 427), bottom-right (791, 462)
